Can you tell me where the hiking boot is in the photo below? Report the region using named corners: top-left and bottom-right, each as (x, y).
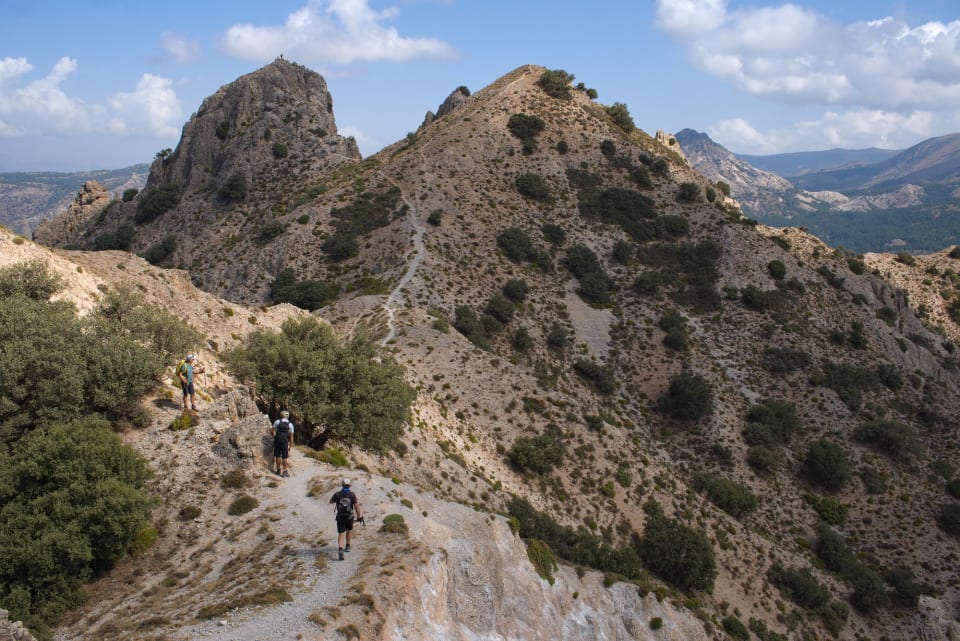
top-left (338, 548), bottom-right (344, 561)
top-left (344, 544), bottom-right (351, 552)
top-left (282, 470), bottom-right (289, 477)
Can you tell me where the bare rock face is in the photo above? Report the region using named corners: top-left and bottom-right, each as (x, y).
top-left (146, 58), bottom-right (360, 194)
top-left (32, 180), bottom-right (110, 246)
top-left (0, 609), bottom-right (39, 641)
top-left (913, 596), bottom-right (960, 640)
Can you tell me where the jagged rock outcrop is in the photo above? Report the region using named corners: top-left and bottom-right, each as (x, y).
top-left (0, 609), bottom-right (38, 641)
top-left (32, 180), bottom-right (110, 246)
top-left (913, 597), bottom-right (960, 641)
top-left (148, 58), bottom-right (359, 194)
top-left (421, 86), bottom-right (472, 128)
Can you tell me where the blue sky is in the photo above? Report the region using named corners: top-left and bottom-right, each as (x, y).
top-left (1, 0), bottom-right (958, 171)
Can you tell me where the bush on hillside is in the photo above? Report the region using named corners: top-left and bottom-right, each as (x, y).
top-left (853, 419), bottom-right (921, 462)
top-left (322, 187), bottom-right (402, 262)
top-left (453, 306), bottom-right (489, 349)
top-left (485, 294), bottom-right (516, 324)
top-left (659, 309), bottom-right (689, 352)
top-left (573, 359), bottom-right (617, 395)
top-left (507, 113), bottom-right (546, 154)
top-left (502, 279), bottom-right (529, 303)
top-left (677, 182), bottom-right (700, 203)
top-left (762, 347), bottom-right (811, 374)
top-left (768, 260), bottom-right (786, 280)
top-left (135, 182), bottom-right (181, 223)
top-left (0, 417), bottom-right (156, 632)
top-left (270, 268), bottom-right (338, 311)
top-left (639, 504), bottom-right (716, 592)
top-left (744, 398), bottom-right (800, 447)
top-left (802, 440), bottom-right (852, 491)
top-left (0, 260), bottom-right (63, 300)
top-left (94, 224), bottom-right (136, 251)
top-left (218, 174), bottom-right (249, 203)
top-left (141, 234), bottom-right (177, 265)
top-left (538, 69), bottom-right (574, 99)
top-left (227, 318), bottom-right (416, 450)
top-left (938, 503), bottom-right (960, 536)
top-left (515, 172), bottom-right (550, 201)
top-left (546, 323), bottom-right (568, 351)
top-left (541, 223), bottom-right (566, 245)
top-left (658, 372), bottom-right (713, 421)
top-left (508, 435), bottom-right (564, 474)
top-left (693, 473), bottom-right (758, 518)
top-left (768, 564), bottom-right (829, 609)
top-left (604, 102), bottom-right (635, 132)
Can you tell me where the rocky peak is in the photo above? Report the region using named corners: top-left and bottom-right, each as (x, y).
top-left (421, 85), bottom-right (472, 128)
top-left (32, 180), bottom-right (110, 247)
top-left (146, 58), bottom-right (360, 195)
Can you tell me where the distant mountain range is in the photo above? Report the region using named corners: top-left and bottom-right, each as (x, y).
top-left (0, 165), bottom-right (148, 237)
top-left (675, 129), bottom-right (960, 253)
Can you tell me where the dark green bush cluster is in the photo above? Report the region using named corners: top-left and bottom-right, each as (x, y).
top-left (693, 473), bottom-right (758, 518)
top-left (272, 142), bottom-right (288, 159)
top-left (141, 234), bottom-right (177, 266)
top-left (946, 478), bottom-right (960, 499)
top-left (639, 502), bottom-right (716, 592)
top-left (604, 102), bottom-right (635, 132)
top-left (515, 172), bottom-right (550, 201)
top-left (744, 398), bottom-right (800, 447)
top-left (122, 188), bottom-right (139, 202)
top-left (94, 224), bottom-right (136, 251)
top-left (564, 244), bottom-right (614, 305)
top-left (216, 120), bottom-right (229, 140)
top-left (658, 372), bottom-right (713, 421)
top-left (573, 359), bottom-right (617, 394)
top-left (508, 435), bottom-right (564, 474)
top-left (226, 317), bottom-right (415, 450)
top-left (0, 260), bottom-right (63, 300)
top-left (805, 493), bottom-right (848, 525)
top-left (574, 175), bottom-right (678, 242)
top-left (525, 539), bottom-right (558, 584)
top-left (611, 240), bottom-right (634, 264)
top-left (547, 323), bottom-right (568, 351)
top-left (0, 418), bottom-right (157, 634)
top-left (634, 240), bottom-right (721, 313)
top-left (768, 563), bottom-right (848, 632)
top-left (853, 419), bottom-right (921, 462)
top-left (323, 187), bottom-right (402, 262)
top-left (508, 497), bottom-right (643, 581)
top-left (817, 265), bottom-right (845, 289)
top-left (537, 69), bottom-right (574, 100)
top-left (427, 209), bottom-right (443, 226)
top-left (496, 227), bottom-right (552, 271)
top-left (802, 439), bottom-right (852, 491)
top-left (722, 615), bottom-right (750, 640)
top-left (270, 268), bottom-right (338, 311)
top-left (218, 174), bottom-right (249, 203)
top-left (768, 260), bottom-right (786, 280)
top-left (658, 309), bottom-right (688, 351)
top-left (938, 503), bottom-right (960, 536)
top-left (453, 306), bottom-right (490, 350)
top-left (541, 223), bottom-right (566, 245)
top-left (507, 113), bottom-right (545, 154)
top-left (762, 347), bottom-right (811, 374)
top-left (677, 182), bottom-right (700, 203)
top-left (739, 284), bottom-right (789, 313)
top-left (829, 321), bottom-right (867, 349)
top-left (503, 279), bottom-right (529, 303)
top-left (812, 361), bottom-right (901, 411)
top-left (257, 221), bottom-right (289, 243)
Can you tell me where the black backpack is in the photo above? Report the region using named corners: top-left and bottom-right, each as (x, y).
top-left (274, 418), bottom-right (291, 439)
top-left (336, 491), bottom-right (354, 518)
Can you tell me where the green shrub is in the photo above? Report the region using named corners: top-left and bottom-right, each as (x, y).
top-left (556, 140), bottom-right (569, 154)
top-left (747, 446), bottom-right (781, 475)
top-left (538, 69), bottom-right (574, 99)
top-left (526, 539), bottom-right (558, 584)
top-left (806, 493), bottom-right (848, 525)
top-left (515, 173), bottom-right (550, 200)
top-left (604, 102), bottom-right (635, 132)
top-left (658, 372), bottom-right (713, 421)
top-left (178, 505), bottom-right (202, 521)
top-left (503, 279), bottom-right (529, 303)
top-left (938, 502), bottom-right (960, 536)
top-left (768, 260), bottom-right (786, 280)
top-left (576, 271), bottom-right (614, 305)
top-left (0, 260), bottom-right (63, 300)
top-left (814, 523), bottom-right (857, 575)
top-left (94, 224), bottom-right (136, 251)
top-left (547, 323), bottom-right (568, 351)
top-left (122, 188), bottom-right (138, 202)
top-left (512, 327), bottom-right (533, 352)
top-left (847, 258), bottom-right (866, 274)
top-left (453, 306), bottom-right (489, 349)
top-left (694, 473), bottom-right (758, 517)
top-left (541, 223), bottom-right (566, 245)
top-left (0, 418), bottom-right (156, 629)
top-left (768, 564), bottom-right (829, 609)
top-left (649, 617), bottom-right (663, 630)
top-left (225, 317), bottom-right (416, 450)
top-left (380, 513), bottom-right (409, 535)
top-left (705, 185), bottom-right (717, 202)
top-left (762, 347), bottom-right (811, 374)
top-left (227, 495), bottom-right (258, 516)
top-left (639, 504), bottom-right (716, 592)
top-left (215, 120), bottom-right (229, 140)
top-left (141, 235), bottom-right (177, 265)
top-left (497, 227), bottom-right (535, 262)
top-left (611, 240), bottom-right (634, 265)
top-left (508, 435), bottom-right (564, 474)
top-left (426, 209), bottom-right (443, 226)
top-left (876, 306), bottom-right (897, 326)
top-left (485, 294), bottom-right (516, 324)
top-left (946, 478), bottom-right (960, 499)
top-left (322, 187), bottom-right (401, 262)
top-left (859, 466), bottom-right (887, 494)
top-left (270, 268), bottom-right (338, 311)
top-left (722, 615), bottom-right (750, 640)
top-left (128, 526), bottom-right (158, 556)
top-left (218, 174), bottom-right (249, 203)
top-left (850, 567), bottom-right (889, 613)
top-left (659, 309), bottom-right (688, 352)
top-left (802, 440), bottom-right (852, 491)
top-left (573, 359), bottom-right (617, 395)
top-left (564, 244), bottom-right (603, 278)
top-left (896, 251), bottom-right (916, 266)
top-left (677, 182), bottom-right (700, 203)
top-left (744, 398), bottom-right (800, 447)
top-left (272, 142), bottom-right (288, 159)
top-left (853, 419), bottom-right (921, 462)
top-left (221, 469), bottom-right (250, 489)
top-left (814, 362), bottom-right (881, 411)
top-left (883, 567), bottom-right (927, 608)
top-left (507, 113), bottom-right (546, 154)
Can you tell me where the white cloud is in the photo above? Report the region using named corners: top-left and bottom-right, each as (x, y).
top-left (106, 74), bottom-right (183, 137)
top-left (710, 110), bottom-right (959, 154)
top-left (161, 32), bottom-right (200, 64)
top-left (656, 0), bottom-right (960, 112)
top-left (0, 57), bottom-right (183, 139)
top-left (221, 0), bottom-right (457, 64)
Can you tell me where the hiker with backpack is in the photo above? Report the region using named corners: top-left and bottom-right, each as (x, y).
top-left (330, 478), bottom-right (362, 560)
top-left (178, 354), bottom-right (200, 412)
top-left (271, 410), bottom-right (295, 477)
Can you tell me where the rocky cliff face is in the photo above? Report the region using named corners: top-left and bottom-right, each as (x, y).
top-left (148, 58), bottom-right (359, 195)
top-left (32, 180), bottom-right (111, 247)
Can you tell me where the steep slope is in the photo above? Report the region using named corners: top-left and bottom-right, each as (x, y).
top-left (32, 62), bottom-right (960, 641)
top-left (738, 148), bottom-right (900, 177)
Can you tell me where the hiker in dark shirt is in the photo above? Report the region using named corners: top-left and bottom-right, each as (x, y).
top-left (271, 410), bottom-right (295, 477)
top-left (330, 479), bottom-right (361, 560)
